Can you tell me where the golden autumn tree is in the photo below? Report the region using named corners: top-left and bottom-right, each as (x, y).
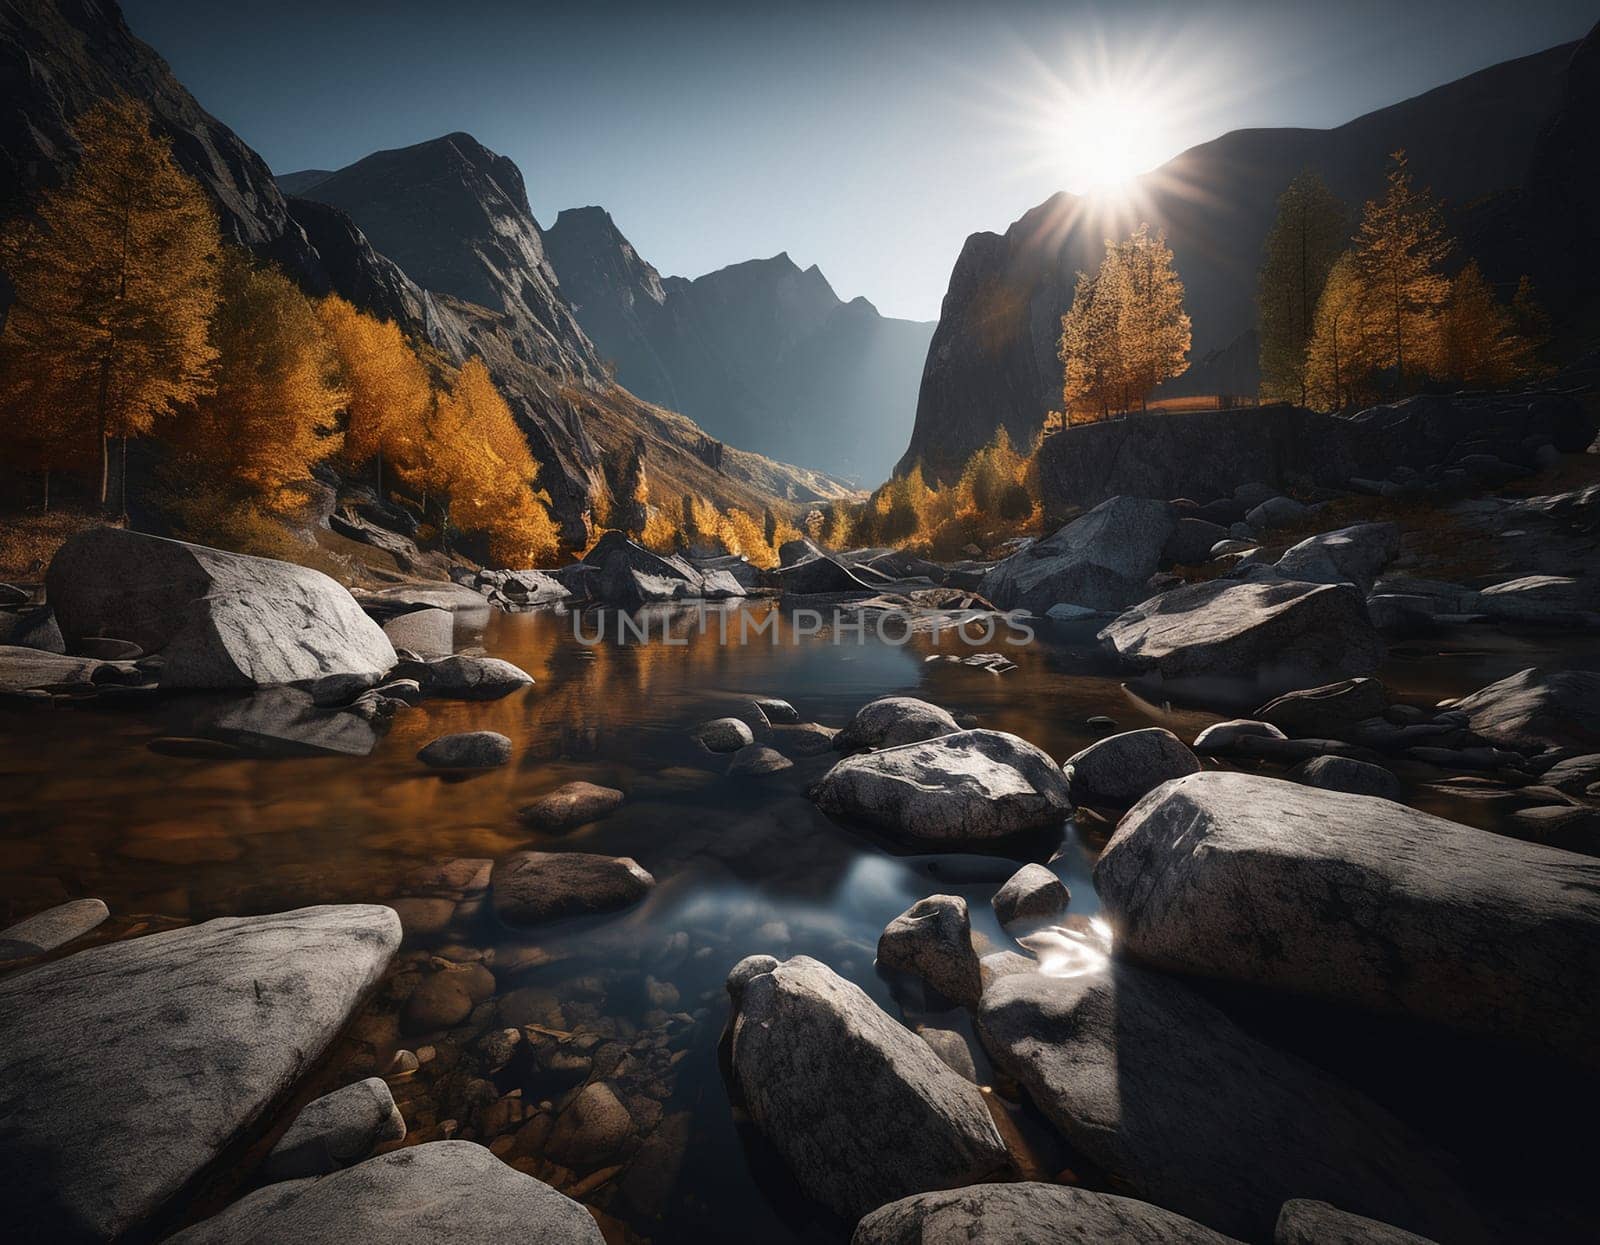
top-left (1059, 225), bottom-right (1190, 421)
top-left (400, 357), bottom-right (560, 564)
top-left (181, 249), bottom-right (345, 510)
top-left (317, 295), bottom-right (433, 496)
top-left (1353, 150), bottom-right (1451, 384)
top-left (1305, 252), bottom-right (1380, 411)
top-left (0, 97), bottom-right (220, 511)
top-left (1433, 261), bottom-right (1525, 386)
top-left (1258, 172), bottom-right (1348, 404)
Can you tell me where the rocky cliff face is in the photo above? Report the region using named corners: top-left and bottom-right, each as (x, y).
top-left (900, 41), bottom-right (1578, 482)
top-left (545, 212), bottom-right (933, 483)
top-left (0, 0), bottom-right (437, 341)
top-left (288, 135), bottom-right (603, 382)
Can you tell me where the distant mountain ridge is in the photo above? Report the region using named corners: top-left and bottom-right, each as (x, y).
top-left (543, 208), bottom-right (934, 483)
top-left (899, 39), bottom-right (1583, 481)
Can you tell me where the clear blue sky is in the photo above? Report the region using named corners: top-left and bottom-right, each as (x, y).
top-left (123, 0), bottom-right (1596, 321)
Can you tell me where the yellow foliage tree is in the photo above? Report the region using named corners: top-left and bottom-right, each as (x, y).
top-left (317, 294), bottom-right (433, 495)
top-left (1433, 261), bottom-right (1524, 386)
top-left (0, 97), bottom-right (221, 509)
top-left (1305, 252), bottom-right (1381, 411)
top-left (399, 357), bottom-right (560, 565)
top-left (1353, 150), bottom-right (1451, 384)
top-left (181, 249), bottom-right (345, 510)
top-left (1059, 225), bottom-right (1190, 420)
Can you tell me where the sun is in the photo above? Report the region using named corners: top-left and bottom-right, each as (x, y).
top-left (1059, 88), bottom-right (1166, 194)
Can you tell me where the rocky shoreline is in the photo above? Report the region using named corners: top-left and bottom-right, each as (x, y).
top-left (2, 414), bottom-right (1600, 1242)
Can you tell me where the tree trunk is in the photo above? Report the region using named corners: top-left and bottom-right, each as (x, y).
top-left (42, 468), bottom-right (50, 513)
top-left (119, 435), bottom-right (129, 523)
top-left (96, 355), bottom-right (112, 509)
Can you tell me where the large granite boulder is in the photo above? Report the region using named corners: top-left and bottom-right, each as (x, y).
top-left (853, 1183), bottom-right (1244, 1245)
top-left (45, 527), bottom-right (395, 689)
top-left (1096, 772), bottom-right (1600, 1066)
top-left (516, 782), bottom-right (625, 832)
top-left (392, 654), bottom-right (533, 700)
top-left (490, 851), bottom-right (654, 928)
top-left (775, 553), bottom-right (879, 596)
top-left (168, 1141), bottom-right (603, 1244)
top-left (725, 955), bottom-right (1007, 1221)
top-left (1272, 522), bottom-right (1400, 592)
top-left (1098, 580), bottom-right (1383, 703)
top-left (991, 863), bottom-right (1070, 928)
top-left (978, 497), bottom-right (1177, 614)
top-left (1062, 727), bottom-right (1201, 808)
top-left (0, 906), bottom-right (401, 1241)
top-left (1451, 667), bottom-right (1600, 753)
top-left (835, 696), bottom-right (959, 750)
top-left (976, 963), bottom-right (1482, 1243)
top-left (1256, 677), bottom-right (1389, 736)
top-left (811, 729), bottom-right (1072, 842)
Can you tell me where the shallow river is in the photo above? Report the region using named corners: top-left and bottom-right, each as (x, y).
top-left (3, 601), bottom-right (1596, 1242)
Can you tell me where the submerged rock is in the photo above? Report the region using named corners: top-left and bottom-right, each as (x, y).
top-left (490, 851), bottom-right (654, 927)
top-left (1099, 579), bottom-right (1383, 703)
top-left (978, 496), bottom-right (1177, 613)
top-left (1096, 772), bottom-right (1600, 1066)
top-left (977, 962), bottom-right (1480, 1243)
top-left (811, 729), bottom-right (1071, 842)
top-left (262, 1077), bottom-right (406, 1180)
top-left (877, 895), bottom-right (982, 1006)
top-left (1062, 727), bottom-right (1200, 808)
top-left (834, 695), bottom-right (959, 750)
top-left (0, 905), bottom-right (401, 1241)
top-left (854, 1183), bottom-right (1244, 1245)
top-left (516, 782), bottom-right (625, 832)
top-left (45, 527), bottom-right (395, 689)
top-left (696, 716), bottom-right (755, 752)
top-left (167, 1141), bottom-right (603, 1244)
top-left (416, 731), bottom-right (513, 770)
top-left (991, 864), bottom-right (1070, 928)
top-left (393, 654), bottom-right (533, 700)
top-left (0, 898), bottom-right (109, 962)
top-left (726, 955), bottom-right (1007, 1220)
top-left (728, 744), bottom-right (793, 776)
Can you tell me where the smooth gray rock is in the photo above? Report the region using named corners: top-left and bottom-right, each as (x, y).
top-left (835, 695), bottom-right (959, 750)
top-left (1291, 755), bottom-right (1401, 800)
top-left (728, 744), bottom-right (793, 776)
top-left (262, 1077), bottom-right (406, 1180)
top-left (1192, 719), bottom-right (1286, 753)
top-left (853, 1183), bottom-right (1245, 1245)
top-left (753, 696), bottom-right (800, 724)
top-left (0, 898), bottom-right (109, 962)
top-left (979, 497), bottom-right (1177, 613)
top-left (1099, 579), bottom-right (1383, 701)
top-left (696, 716), bottom-right (755, 752)
top-left (545, 1080), bottom-right (635, 1170)
top-left (168, 1141), bottom-right (603, 1244)
top-left (1246, 495), bottom-right (1310, 529)
top-left (516, 782), bottom-right (625, 832)
top-left (1096, 772), bottom-right (1600, 1067)
top-left (976, 963), bottom-right (1480, 1243)
top-left (877, 895), bottom-right (982, 1006)
top-left (1505, 805), bottom-right (1600, 855)
top-left (308, 670), bottom-right (383, 707)
top-left (811, 729), bottom-right (1071, 842)
top-left (0, 905), bottom-right (401, 1242)
top-left (358, 581), bottom-right (491, 617)
top-left (727, 955), bottom-right (1007, 1221)
top-left (45, 527), bottom-right (395, 689)
top-left (584, 531), bottom-right (707, 608)
top-left (772, 721), bottom-right (840, 756)
top-left (1062, 727), bottom-right (1201, 808)
top-left (394, 654), bottom-right (532, 700)
top-left (416, 731), bottom-right (512, 770)
top-left (1256, 677), bottom-right (1389, 737)
top-left (1275, 1198), bottom-right (1441, 1245)
top-left (914, 1027), bottom-right (977, 1082)
top-left (490, 851), bottom-right (654, 927)
top-left (0, 645), bottom-right (145, 695)
top-left (1272, 523), bottom-right (1399, 592)
top-left (991, 864), bottom-right (1070, 928)
top-left (1452, 667), bottom-right (1600, 753)
top-left (1539, 754), bottom-right (1600, 793)
top-left (379, 605), bottom-right (454, 657)
top-left (775, 552), bottom-right (879, 595)
top-left (1476, 575), bottom-right (1600, 625)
